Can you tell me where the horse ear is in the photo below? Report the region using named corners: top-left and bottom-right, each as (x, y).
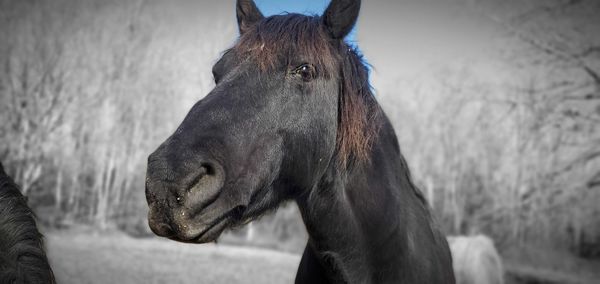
top-left (236, 0), bottom-right (264, 34)
top-left (322, 0), bottom-right (361, 39)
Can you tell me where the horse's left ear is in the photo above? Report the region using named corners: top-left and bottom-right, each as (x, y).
top-left (236, 0), bottom-right (264, 34)
top-left (322, 0), bottom-right (361, 39)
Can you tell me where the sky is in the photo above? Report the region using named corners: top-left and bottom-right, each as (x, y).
top-left (254, 0), bottom-right (358, 44)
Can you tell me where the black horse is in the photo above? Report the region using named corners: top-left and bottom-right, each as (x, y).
top-left (0, 163), bottom-right (55, 283)
top-left (146, 0), bottom-right (455, 282)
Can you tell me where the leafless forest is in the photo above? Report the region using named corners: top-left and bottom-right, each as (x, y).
top-left (0, 0), bottom-right (599, 282)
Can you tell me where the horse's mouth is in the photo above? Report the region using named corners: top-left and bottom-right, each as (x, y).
top-left (168, 207), bottom-right (241, 244)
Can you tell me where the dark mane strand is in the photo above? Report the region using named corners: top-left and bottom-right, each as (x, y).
top-left (0, 163), bottom-right (55, 283)
top-left (336, 45), bottom-right (380, 168)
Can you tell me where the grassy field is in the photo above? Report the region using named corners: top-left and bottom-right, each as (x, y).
top-left (502, 245), bottom-right (600, 284)
top-left (46, 229), bottom-right (301, 284)
top-left (45, 228), bottom-right (599, 284)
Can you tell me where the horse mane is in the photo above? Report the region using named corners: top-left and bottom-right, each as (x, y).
top-left (0, 163), bottom-right (55, 283)
top-left (336, 46), bottom-right (379, 167)
top-left (233, 13), bottom-right (380, 168)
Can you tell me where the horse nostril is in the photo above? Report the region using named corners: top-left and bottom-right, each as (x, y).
top-left (201, 163), bottom-right (217, 176)
top-left (196, 165), bottom-right (209, 182)
top-left (186, 163), bottom-right (215, 193)
top-left (182, 160), bottom-right (225, 212)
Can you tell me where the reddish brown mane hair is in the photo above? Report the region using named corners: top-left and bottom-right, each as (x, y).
top-left (233, 13), bottom-right (380, 167)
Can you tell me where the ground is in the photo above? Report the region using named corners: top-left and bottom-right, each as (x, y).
top-left (45, 228), bottom-right (599, 284)
top-left (46, 229), bottom-right (300, 284)
top-left (502, 244), bottom-right (600, 284)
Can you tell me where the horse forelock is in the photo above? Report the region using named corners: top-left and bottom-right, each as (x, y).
top-left (233, 14), bottom-right (338, 75)
top-left (232, 13), bottom-right (380, 168)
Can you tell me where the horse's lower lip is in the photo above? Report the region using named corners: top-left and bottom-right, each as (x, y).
top-left (171, 213), bottom-right (232, 244)
top-left (194, 217), bottom-right (231, 243)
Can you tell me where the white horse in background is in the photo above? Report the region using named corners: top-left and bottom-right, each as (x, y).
top-left (448, 235), bottom-right (504, 284)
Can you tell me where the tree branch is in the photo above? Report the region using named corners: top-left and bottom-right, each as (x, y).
top-left (588, 172), bottom-right (600, 188)
top-left (578, 46), bottom-right (600, 58)
top-left (560, 150), bottom-right (600, 174)
top-left (469, 2), bottom-right (600, 88)
top-left (509, 0), bottom-right (586, 26)
top-left (562, 93), bottom-right (600, 101)
top-left (582, 65), bottom-right (600, 85)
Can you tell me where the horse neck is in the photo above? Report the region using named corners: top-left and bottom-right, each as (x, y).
top-left (295, 114), bottom-right (446, 282)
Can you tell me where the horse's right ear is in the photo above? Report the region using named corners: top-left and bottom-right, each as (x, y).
top-left (322, 0), bottom-right (361, 39)
top-left (236, 0), bottom-right (264, 34)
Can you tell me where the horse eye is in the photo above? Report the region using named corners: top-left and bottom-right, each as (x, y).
top-left (293, 64), bottom-right (316, 82)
